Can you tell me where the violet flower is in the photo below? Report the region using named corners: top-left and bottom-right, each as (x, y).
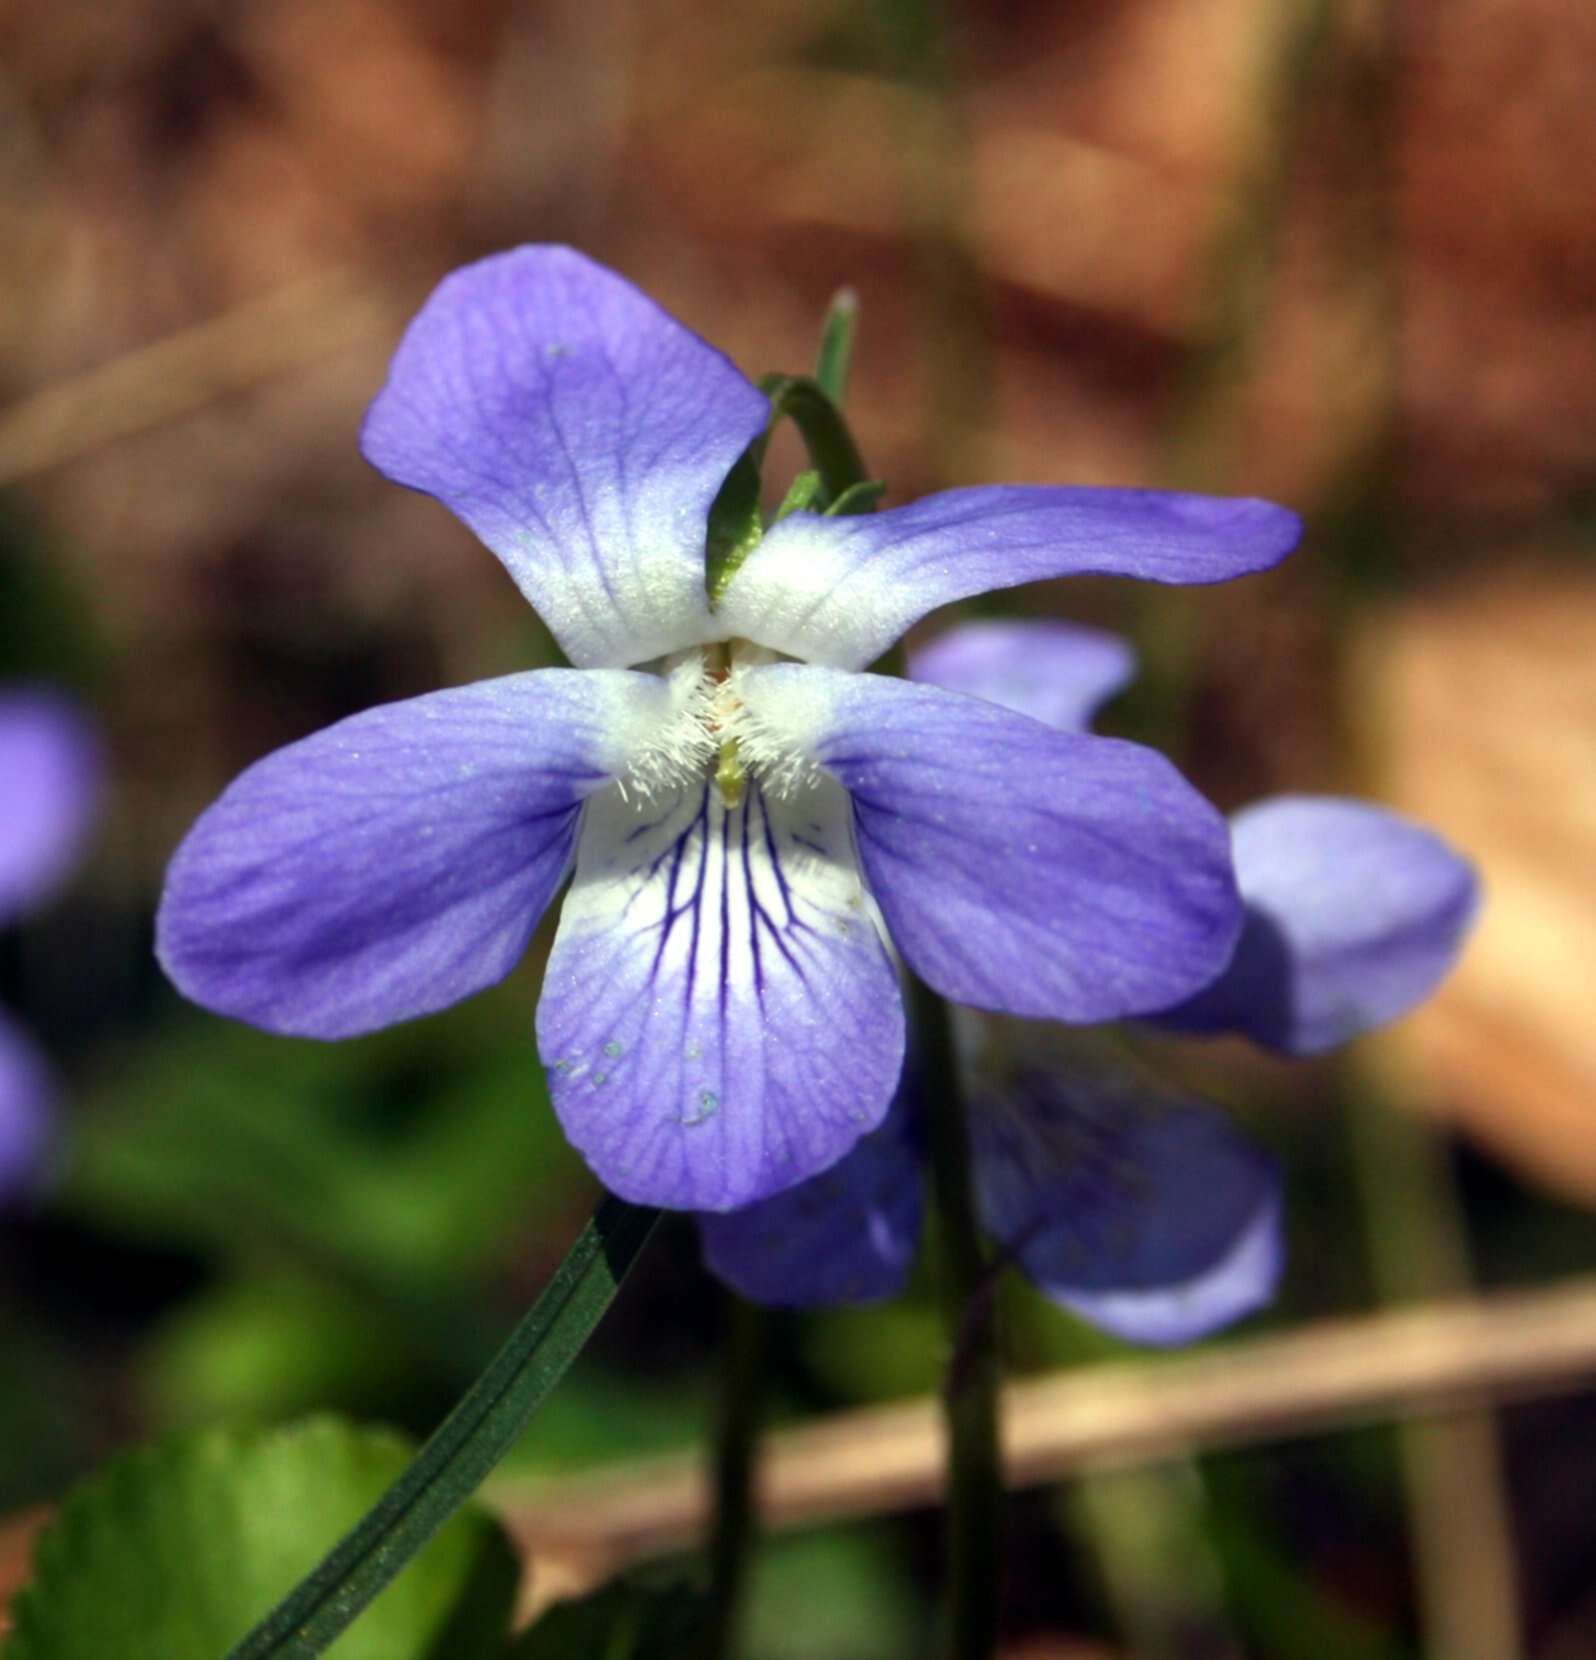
top-left (699, 619), bottom-right (1477, 1342)
top-left (0, 691), bottom-right (99, 1199)
top-left (156, 247), bottom-right (1300, 1213)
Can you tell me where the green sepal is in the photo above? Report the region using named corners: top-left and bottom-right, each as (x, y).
top-left (773, 469), bottom-right (823, 521)
top-left (705, 446), bottom-right (765, 605)
top-left (2, 1418), bottom-right (519, 1660)
top-left (824, 480), bottom-right (886, 517)
top-left (814, 287), bottom-right (860, 408)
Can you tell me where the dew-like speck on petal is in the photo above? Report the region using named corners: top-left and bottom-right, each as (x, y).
top-left (681, 1088), bottom-right (720, 1127)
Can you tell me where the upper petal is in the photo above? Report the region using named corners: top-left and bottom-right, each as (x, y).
top-left (1156, 796), bottom-right (1480, 1055)
top-left (0, 691), bottom-right (99, 921)
top-left (537, 777), bottom-right (905, 1212)
top-left (158, 669), bottom-right (671, 1038)
top-left (361, 247), bottom-right (770, 668)
top-left (697, 1088), bottom-right (922, 1306)
top-left (717, 486), bottom-right (1299, 669)
top-left (736, 666), bottom-right (1242, 1022)
top-left (908, 618), bottom-right (1137, 732)
top-left (970, 1048), bottom-right (1282, 1346)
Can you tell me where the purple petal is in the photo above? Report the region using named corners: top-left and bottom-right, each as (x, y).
top-left (538, 778), bottom-right (905, 1212)
top-left (1157, 796), bottom-right (1480, 1055)
top-left (1042, 1194), bottom-right (1283, 1347)
top-left (158, 669), bottom-right (671, 1039)
top-left (970, 1058), bottom-right (1282, 1345)
top-left (698, 1092), bottom-right (922, 1306)
top-left (0, 691), bottom-right (99, 921)
top-left (0, 1011), bottom-right (51, 1202)
top-left (736, 666), bottom-right (1242, 1022)
top-left (361, 246), bottom-right (769, 669)
top-left (908, 619), bottom-right (1137, 732)
top-left (718, 487), bottom-right (1300, 669)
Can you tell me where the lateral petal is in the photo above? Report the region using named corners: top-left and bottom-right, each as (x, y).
top-left (735, 666), bottom-right (1242, 1022)
top-left (362, 246), bottom-right (769, 668)
top-left (538, 777), bottom-right (905, 1212)
top-left (1157, 796), bottom-right (1480, 1054)
top-left (158, 670), bottom-right (670, 1038)
top-left (718, 487), bottom-right (1298, 669)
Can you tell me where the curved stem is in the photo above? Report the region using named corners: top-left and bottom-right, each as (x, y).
top-left (705, 1291), bottom-right (769, 1660)
top-left (911, 975), bottom-right (1003, 1660)
top-left (225, 1196), bottom-right (660, 1660)
top-left (756, 375), bottom-right (871, 506)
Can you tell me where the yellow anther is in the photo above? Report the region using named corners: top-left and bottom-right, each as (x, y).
top-left (716, 737), bottom-right (746, 808)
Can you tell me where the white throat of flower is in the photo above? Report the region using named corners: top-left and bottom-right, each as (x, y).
top-left (620, 643), bottom-right (821, 807)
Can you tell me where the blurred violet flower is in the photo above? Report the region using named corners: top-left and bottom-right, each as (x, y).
top-left (701, 1033), bottom-right (1283, 1346)
top-left (0, 691), bottom-right (99, 1200)
top-left (156, 246), bottom-right (1300, 1213)
top-left (700, 619), bottom-right (1477, 1341)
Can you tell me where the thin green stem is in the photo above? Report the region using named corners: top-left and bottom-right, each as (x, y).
top-left (705, 1292), bottom-right (769, 1660)
top-left (224, 1196), bottom-right (660, 1660)
top-left (755, 375), bottom-right (871, 507)
top-left (911, 975), bottom-right (1002, 1660)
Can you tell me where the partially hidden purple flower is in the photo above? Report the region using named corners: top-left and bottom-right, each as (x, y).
top-left (0, 691), bottom-right (99, 1200)
top-left (155, 246), bottom-right (1301, 1213)
top-left (699, 619), bottom-right (1477, 1340)
top-left (910, 618), bottom-right (1481, 1056)
top-left (700, 1030), bottom-right (1283, 1346)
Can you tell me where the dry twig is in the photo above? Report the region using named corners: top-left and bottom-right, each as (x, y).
top-left (5, 1277), bottom-right (1596, 1629)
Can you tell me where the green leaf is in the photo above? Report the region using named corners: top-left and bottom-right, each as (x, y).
top-left (506, 1579), bottom-right (710, 1659)
top-left (217, 1196), bottom-right (659, 1660)
top-left (2, 1418), bottom-right (518, 1660)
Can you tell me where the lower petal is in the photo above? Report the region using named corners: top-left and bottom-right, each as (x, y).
top-left (1048, 1195), bottom-right (1282, 1348)
top-left (970, 1045), bottom-right (1281, 1346)
top-left (538, 777), bottom-right (906, 1211)
top-left (158, 669), bottom-right (669, 1038)
top-left (698, 1091), bottom-right (922, 1307)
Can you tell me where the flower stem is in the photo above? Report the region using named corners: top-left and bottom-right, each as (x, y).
top-left (223, 1195), bottom-right (660, 1660)
top-left (911, 974), bottom-right (1003, 1660)
top-left (705, 1290), bottom-right (769, 1660)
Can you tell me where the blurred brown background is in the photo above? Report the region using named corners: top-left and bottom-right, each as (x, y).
top-left (3, 1), bottom-right (1596, 1655)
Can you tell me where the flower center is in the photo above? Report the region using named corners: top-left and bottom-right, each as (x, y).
top-left (622, 641), bottom-right (814, 808)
